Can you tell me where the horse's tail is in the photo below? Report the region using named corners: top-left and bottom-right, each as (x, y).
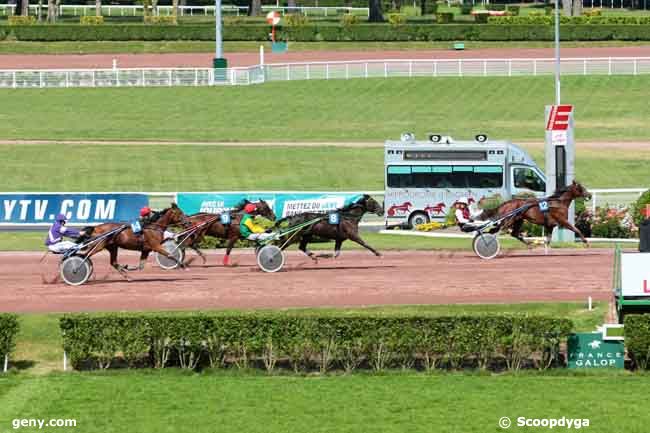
top-left (75, 226), bottom-right (95, 244)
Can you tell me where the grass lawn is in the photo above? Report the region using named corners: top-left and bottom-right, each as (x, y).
top-left (2, 144), bottom-right (648, 192)
top-left (2, 40), bottom-right (649, 54)
top-left (2, 370), bottom-right (649, 433)
top-left (1, 76), bottom-right (650, 142)
top-left (0, 229), bottom-right (627, 252)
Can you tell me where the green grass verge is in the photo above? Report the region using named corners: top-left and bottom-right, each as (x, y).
top-left (1, 369), bottom-right (648, 433)
top-left (1, 76), bottom-right (650, 142)
top-left (2, 144), bottom-right (649, 191)
top-left (2, 40), bottom-right (649, 54)
top-left (0, 230), bottom-right (627, 252)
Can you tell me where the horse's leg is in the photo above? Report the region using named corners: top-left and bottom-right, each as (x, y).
top-left (334, 238), bottom-right (343, 258)
top-left (223, 236), bottom-right (237, 266)
top-left (509, 218), bottom-right (531, 247)
top-left (555, 216), bottom-right (590, 246)
top-left (108, 245), bottom-right (130, 280)
top-left (347, 232), bottom-right (381, 257)
top-left (299, 235), bottom-right (318, 261)
top-left (190, 242), bottom-right (207, 265)
top-left (138, 250), bottom-right (149, 270)
top-left (544, 225), bottom-right (554, 248)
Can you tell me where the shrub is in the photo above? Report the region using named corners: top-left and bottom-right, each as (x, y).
top-left (589, 207), bottom-right (637, 239)
top-left (584, 8), bottom-right (603, 16)
top-left (460, 3), bottom-right (473, 15)
top-left (340, 13), bottom-right (360, 26)
top-left (388, 13), bottom-right (407, 26)
top-left (8, 16), bottom-right (36, 25)
top-left (506, 5), bottom-right (520, 15)
top-left (144, 16), bottom-right (177, 25)
top-left (490, 3), bottom-right (506, 11)
top-left (423, 1), bottom-right (439, 15)
top-left (80, 16), bottom-right (104, 25)
top-left (474, 11), bottom-right (489, 24)
top-left (436, 12), bottom-right (454, 23)
top-left (632, 190), bottom-right (650, 226)
top-left (3, 23), bottom-right (650, 42)
top-left (625, 314), bottom-right (650, 369)
top-left (0, 314), bottom-right (20, 368)
top-left (59, 313), bottom-right (573, 372)
top-left (284, 14), bottom-right (310, 27)
top-left (401, 5), bottom-right (421, 17)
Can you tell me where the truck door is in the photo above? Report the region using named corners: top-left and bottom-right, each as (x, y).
top-left (511, 166), bottom-right (546, 197)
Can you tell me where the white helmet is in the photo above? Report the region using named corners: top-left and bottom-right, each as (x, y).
top-left (456, 197), bottom-right (469, 205)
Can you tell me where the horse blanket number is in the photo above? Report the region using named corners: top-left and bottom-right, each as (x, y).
top-left (131, 221), bottom-right (142, 233)
top-left (328, 213), bottom-right (340, 225)
top-left (539, 200), bottom-right (550, 213)
top-left (220, 212), bottom-right (231, 225)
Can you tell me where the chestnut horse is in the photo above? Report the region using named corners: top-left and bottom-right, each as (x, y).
top-left (273, 194), bottom-right (384, 260)
top-left (169, 200), bottom-right (276, 266)
top-left (487, 181), bottom-right (592, 246)
top-left (76, 204), bottom-right (187, 278)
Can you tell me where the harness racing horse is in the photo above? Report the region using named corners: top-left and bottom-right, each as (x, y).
top-left (487, 180), bottom-right (592, 247)
top-left (273, 194), bottom-right (384, 260)
top-left (76, 204), bottom-right (188, 278)
top-left (219, 199), bottom-right (276, 266)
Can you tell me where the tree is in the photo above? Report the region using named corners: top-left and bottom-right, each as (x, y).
top-left (172, 0), bottom-right (179, 20)
top-left (248, 0), bottom-right (261, 16)
top-left (20, 0), bottom-right (29, 16)
top-left (562, 0), bottom-right (582, 16)
top-left (46, 0), bottom-right (55, 22)
top-left (95, 0), bottom-right (101, 17)
top-left (287, 0), bottom-right (297, 14)
top-left (368, 0), bottom-right (383, 22)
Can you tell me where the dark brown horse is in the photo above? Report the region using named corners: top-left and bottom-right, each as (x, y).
top-left (169, 200), bottom-right (275, 266)
top-left (222, 199), bottom-right (276, 266)
top-left (273, 194), bottom-right (384, 260)
top-left (76, 204), bottom-right (187, 278)
top-left (487, 180), bottom-right (592, 246)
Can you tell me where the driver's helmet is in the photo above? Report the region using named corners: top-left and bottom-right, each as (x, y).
top-left (55, 213), bottom-right (67, 222)
top-left (140, 206), bottom-right (152, 217)
top-left (243, 203), bottom-right (257, 214)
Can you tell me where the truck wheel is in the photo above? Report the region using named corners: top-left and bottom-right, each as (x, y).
top-left (408, 212), bottom-right (430, 228)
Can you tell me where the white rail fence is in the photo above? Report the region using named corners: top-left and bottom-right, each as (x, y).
top-left (0, 4), bottom-right (369, 17)
top-left (2, 57), bottom-right (650, 89)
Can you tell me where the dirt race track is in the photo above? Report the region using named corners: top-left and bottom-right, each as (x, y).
top-left (0, 248), bottom-right (614, 313)
top-left (3, 46), bottom-right (650, 69)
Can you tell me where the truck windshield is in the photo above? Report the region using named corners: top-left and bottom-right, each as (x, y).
top-left (513, 167), bottom-right (545, 192)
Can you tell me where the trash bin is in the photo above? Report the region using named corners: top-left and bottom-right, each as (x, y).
top-left (640, 219), bottom-right (650, 252)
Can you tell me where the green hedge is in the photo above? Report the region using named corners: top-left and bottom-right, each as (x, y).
top-left (624, 314), bottom-right (650, 369)
top-left (3, 23), bottom-right (650, 41)
top-left (60, 313), bottom-right (573, 372)
top-left (0, 314), bottom-right (19, 367)
top-left (490, 15), bottom-right (650, 25)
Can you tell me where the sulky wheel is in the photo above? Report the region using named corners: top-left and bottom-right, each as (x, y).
top-left (60, 255), bottom-right (93, 286)
top-left (472, 233), bottom-right (501, 260)
top-left (155, 240), bottom-right (185, 270)
top-left (256, 244), bottom-right (285, 273)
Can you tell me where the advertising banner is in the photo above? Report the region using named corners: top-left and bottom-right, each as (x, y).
top-left (177, 192), bottom-right (365, 217)
top-left (0, 193), bottom-right (148, 225)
